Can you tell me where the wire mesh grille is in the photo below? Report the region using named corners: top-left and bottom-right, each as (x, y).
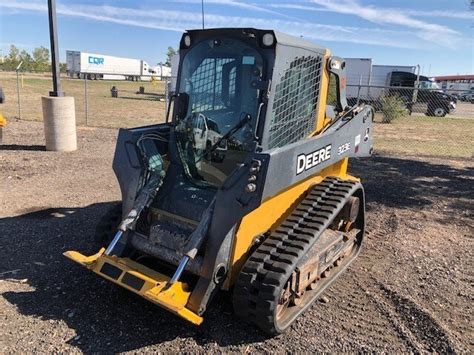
top-left (268, 55), bottom-right (323, 149)
top-left (190, 58), bottom-right (235, 112)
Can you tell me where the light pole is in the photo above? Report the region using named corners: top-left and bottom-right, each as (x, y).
top-left (42, 0), bottom-right (77, 151)
top-left (47, 0), bottom-right (63, 96)
top-left (201, 0), bottom-right (205, 29)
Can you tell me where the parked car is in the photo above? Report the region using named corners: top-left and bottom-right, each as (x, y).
top-left (458, 92), bottom-right (474, 103)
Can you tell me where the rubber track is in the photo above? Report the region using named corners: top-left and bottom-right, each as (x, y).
top-left (233, 176), bottom-right (361, 334)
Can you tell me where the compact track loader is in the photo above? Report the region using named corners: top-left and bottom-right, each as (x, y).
top-left (65, 28), bottom-right (373, 334)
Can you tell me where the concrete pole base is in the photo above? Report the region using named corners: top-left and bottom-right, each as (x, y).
top-left (42, 96), bottom-right (77, 151)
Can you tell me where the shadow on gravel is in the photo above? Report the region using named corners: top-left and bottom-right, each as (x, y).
top-left (120, 95), bottom-right (165, 102)
top-left (0, 203), bottom-right (267, 352)
top-left (352, 155), bottom-right (473, 222)
top-left (0, 144), bottom-right (46, 151)
top-left (1, 155), bottom-right (472, 352)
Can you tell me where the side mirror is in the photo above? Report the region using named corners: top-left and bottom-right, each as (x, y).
top-left (175, 93), bottom-right (189, 121)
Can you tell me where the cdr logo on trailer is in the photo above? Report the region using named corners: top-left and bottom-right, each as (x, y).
top-left (88, 56), bottom-right (104, 65)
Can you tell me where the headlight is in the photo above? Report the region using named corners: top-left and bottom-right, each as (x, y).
top-left (330, 59), bottom-right (342, 70)
top-left (183, 35), bottom-right (192, 47)
top-left (262, 33), bottom-right (275, 47)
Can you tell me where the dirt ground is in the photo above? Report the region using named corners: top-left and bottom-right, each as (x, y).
top-left (1, 120), bottom-right (473, 353)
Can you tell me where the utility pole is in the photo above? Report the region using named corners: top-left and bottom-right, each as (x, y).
top-left (48, 0), bottom-right (63, 96)
top-left (201, 0), bottom-right (205, 29)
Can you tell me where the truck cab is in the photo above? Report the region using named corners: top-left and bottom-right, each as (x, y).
top-left (191, 113), bottom-right (227, 162)
top-left (389, 72), bottom-right (457, 117)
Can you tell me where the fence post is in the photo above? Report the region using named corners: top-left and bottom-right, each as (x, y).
top-left (15, 62), bottom-right (23, 119)
top-left (410, 65), bottom-right (421, 116)
top-left (84, 77), bottom-right (88, 126)
top-left (165, 78), bottom-right (170, 116)
top-left (356, 74), bottom-right (362, 105)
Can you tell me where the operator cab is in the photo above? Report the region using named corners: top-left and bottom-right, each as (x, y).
top-left (149, 29), bottom-right (276, 224)
top-left (152, 29), bottom-right (339, 224)
top-left (173, 30), bottom-right (271, 187)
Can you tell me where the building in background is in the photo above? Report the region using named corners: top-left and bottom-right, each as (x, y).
top-left (433, 75), bottom-right (474, 93)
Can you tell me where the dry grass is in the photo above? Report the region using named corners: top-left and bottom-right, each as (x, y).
top-left (373, 113), bottom-right (474, 158)
top-left (0, 71), bottom-right (167, 127)
top-left (1, 72), bottom-right (473, 158)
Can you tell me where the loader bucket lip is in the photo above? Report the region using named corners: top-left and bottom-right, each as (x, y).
top-left (64, 248), bottom-right (105, 266)
top-left (63, 249), bottom-right (203, 325)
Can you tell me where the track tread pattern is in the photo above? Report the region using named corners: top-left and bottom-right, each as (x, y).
top-left (233, 177), bottom-right (361, 335)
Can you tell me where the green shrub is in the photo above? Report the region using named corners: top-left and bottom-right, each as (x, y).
top-left (379, 95), bottom-right (407, 123)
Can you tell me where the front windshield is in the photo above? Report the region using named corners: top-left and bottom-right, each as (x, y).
top-left (419, 81), bottom-right (440, 90)
top-left (175, 38), bottom-right (264, 187)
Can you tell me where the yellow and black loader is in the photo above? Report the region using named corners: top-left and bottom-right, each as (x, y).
top-left (65, 28), bottom-right (373, 334)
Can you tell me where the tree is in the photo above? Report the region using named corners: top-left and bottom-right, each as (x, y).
top-left (1, 45), bottom-right (21, 70)
top-left (0, 45), bottom-right (34, 71)
top-left (0, 44), bottom-right (62, 72)
top-left (165, 46), bottom-right (177, 66)
top-left (18, 50), bottom-right (33, 71)
top-left (32, 46), bottom-right (50, 72)
top-left (8, 45), bottom-right (20, 62)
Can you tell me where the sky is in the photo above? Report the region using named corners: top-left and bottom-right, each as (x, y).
top-left (0, 0), bottom-right (473, 76)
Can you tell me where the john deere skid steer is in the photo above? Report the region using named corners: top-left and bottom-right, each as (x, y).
top-left (65, 28), bottom-right (373, 334)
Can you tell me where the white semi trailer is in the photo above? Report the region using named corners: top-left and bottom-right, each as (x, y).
top-left (66, 51), bottom-right (170, 81)
top-left (344, 58), bottom-right (416, 100)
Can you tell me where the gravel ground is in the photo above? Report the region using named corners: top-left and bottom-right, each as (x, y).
top-left (1, 120), bottom-right (473, 353)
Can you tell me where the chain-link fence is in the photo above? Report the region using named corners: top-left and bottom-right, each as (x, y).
top-left (0, 71), bottom-right (173, 128)
top-left (345, 84), bottom-right (474, 158)
top-left (347, 84), bottom-right (472, 119)
top-left (1, 71), bottom-right (473, 158)
top-left (78, 76), bottom-right (173, 127)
